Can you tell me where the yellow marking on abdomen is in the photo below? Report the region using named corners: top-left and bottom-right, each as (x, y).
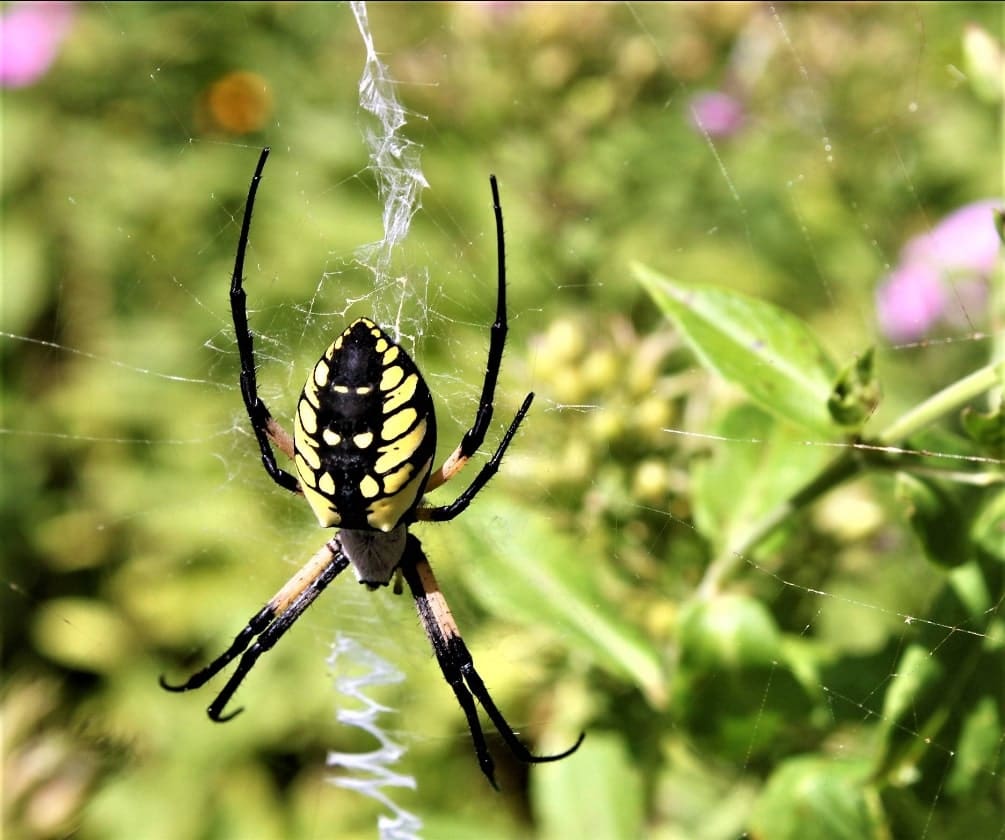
top-left (375, 418), bottom-right (427, 473)
top-left (323, 429), bottom-right (342, 446)
top-left (360, 474), bottom-right (380, 499)
top-left (318, 472), bottom-right (336, 495)
top-left (314, 360), bottom-right (329, 388)
top-left (303, 384), bottom-right (320, 409)
top-left (353, 431), bottom-right (374, 448)
top-left (384, 372), bottom-right (418, 413)
top-left (381, 461), bottom-right (414, 494)
top-left (295, 454), bottom-right (318, 487)
top-left (298, 401), bottom-right (318, 435)
top-left (301, 482), bottom-right (341, 527)
top-left (380, 365), bottom-right (404, 391)
top-left (366, 456), bottom-right (432, 531)
top-left (381, 407), bottom-right (418, 442)
top-left (297, 443), bottom-right (321, 471)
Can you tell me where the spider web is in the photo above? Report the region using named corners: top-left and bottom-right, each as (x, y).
top-left (1, 3), bottom-right (1002, 840)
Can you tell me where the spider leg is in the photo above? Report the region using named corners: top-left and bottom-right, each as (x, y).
top-left (229, 146), bottom-right (301, 494)
top-left (415, 392), bottom-right (533, 523)
top-left (426, 175), bottom-right (509, 493)
top-left (400, 534), bottom-right (584, 788)
top-left (160, 537), bottom-right (348, 721)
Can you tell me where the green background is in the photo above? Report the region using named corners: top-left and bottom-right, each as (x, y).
top-left (2, 4), bottom-right (1002, 839)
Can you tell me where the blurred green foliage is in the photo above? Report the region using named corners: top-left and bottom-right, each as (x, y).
top-left (2, 3), bottom-right (1002, 839)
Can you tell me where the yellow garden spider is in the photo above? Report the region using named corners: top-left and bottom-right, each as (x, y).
top-left (160, 148), bottom-right (584, 788)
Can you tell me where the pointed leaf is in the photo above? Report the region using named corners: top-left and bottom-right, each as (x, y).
top-left (692, 403), bottom-right (831, 555)
top-left (533, 733), bottom-right (645, 840)
top-left (635, 264), bottom-right (841, 436)
top-left (749, 756), bottom-right (885, 840)
top-left (455, 501), bottom-right (667, 707)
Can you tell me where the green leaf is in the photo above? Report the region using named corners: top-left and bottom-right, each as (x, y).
top-left (946, 694), bottom-right (1002, 796)
top-left (879, 643), bottom-right (943, 727)
top-left (894, 474), bottom-right (973, 568)
top-left (677, 594), bottom-right (782, 671)
top-left (455, 501), bottom-right (667, 707)
top-left (873, 641), bottom-right (951, 785)
top-left (960, 404), bottom-right (1005, 457)
top-left (635, 264), bottom-right (841, 436)
top-left (692, 403), bottom-right (831, 556)
top-left (532, 732), bottom-right (645, 840)
top-left (673, 594), bottom-right (819, 762)
top-left (971, 486), bottom-right (1005, 561)
top-left (749, 756), bottom-right (886, 840)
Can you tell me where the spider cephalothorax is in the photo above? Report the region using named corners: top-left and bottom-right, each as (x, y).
top-left (160, 147), bottom-right (583, 788)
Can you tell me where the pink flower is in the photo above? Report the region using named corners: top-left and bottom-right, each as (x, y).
top-left (876, 263), bottom-right (947, 343)
top-left (688, 91), bottom-right (746, 138)
top-left (876, 199), bottom-right (1002, 342)
top-left (0, 2), bottom-right (74, 89)
top-left (903, 200), bottom-right (1002, 278)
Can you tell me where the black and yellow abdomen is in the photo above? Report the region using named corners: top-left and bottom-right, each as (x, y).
top-left (293, 318), bottom-right (437, 531)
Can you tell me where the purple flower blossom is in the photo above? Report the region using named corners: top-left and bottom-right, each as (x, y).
top-left (876, 199), bottom-right (1002, 342)
top-left (0, 2), bottom-right (74, 89)
top-left (876, 263), bottom-right (947, 343)
top-left (688, 91), bottom-right (746, 138)
top-left (903, 200), bottom-right (1002, 278)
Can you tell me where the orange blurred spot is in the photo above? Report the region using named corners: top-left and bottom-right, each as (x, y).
top-left (205, 71), bottom-right (272, 135)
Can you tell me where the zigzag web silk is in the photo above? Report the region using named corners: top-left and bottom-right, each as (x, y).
top-left (324, 4), bottom-right (426, 838)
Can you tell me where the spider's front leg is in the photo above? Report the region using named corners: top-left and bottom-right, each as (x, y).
top-left (425, 175), bottom-right (510, 494)
top-left (228, 146), bottom-right (300, 494)
top-left (400, 534), bottom-right (584, 788)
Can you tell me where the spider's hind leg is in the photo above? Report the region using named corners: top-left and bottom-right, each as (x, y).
top-left (400, 534), bottom-right (584, 788)
top-left (159, 537), bottom-right (349, 721)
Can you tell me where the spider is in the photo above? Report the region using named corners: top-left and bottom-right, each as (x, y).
top-left (160, 147), bottom-right (584, 788)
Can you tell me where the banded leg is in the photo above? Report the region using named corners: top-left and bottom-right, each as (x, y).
top-left (160, 537), bottom-right (349, 721)
top-left (229, 146), bottom-right (300, 493)
top-left (400, 534), bottom-right (584, 788)
top-left (415, 392), bottom-right (533, 523)
top-left (425, 175), bottom-right (510, 493)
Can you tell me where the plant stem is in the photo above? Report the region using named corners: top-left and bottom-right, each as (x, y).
top-left (878, 361), bottom-right (1004, 445)
top-left (698, 359), bottom-right (1005, 597)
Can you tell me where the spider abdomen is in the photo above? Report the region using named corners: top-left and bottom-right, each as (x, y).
top-left (293, 318), bottom-right (437, 532)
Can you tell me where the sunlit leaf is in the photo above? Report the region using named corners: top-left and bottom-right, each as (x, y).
top-left (634, 264), bottom-right (841, 436)
top-left (749, 756), bottom-right (885, 840)
top-left (946, 694), bottom-right (1002, 796)
top-left (692, 403), bottom-right (831, 555)
top-left (971, 486), bottom-right (1005, 561)
top-left (677, 593), bottom-right (782, 670)
top-left (532, 732), bottom-right (644, 840)
top-left (455, 502), bottom-right (667, 707)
